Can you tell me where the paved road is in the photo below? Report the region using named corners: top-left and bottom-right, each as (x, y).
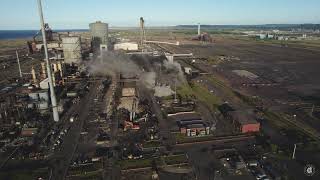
top-left (104, 76), bottom-right (121, 180)
top-left (50, 80), bottom-right (102, 180)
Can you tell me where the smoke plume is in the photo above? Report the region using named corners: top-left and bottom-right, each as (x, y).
top-left (85, 51), bottom-right (186, 96)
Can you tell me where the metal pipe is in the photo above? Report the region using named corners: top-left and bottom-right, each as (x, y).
top-left (174, 80), bottom-right (177, 102)
top-left (144, 40), bottom-right (180, 46)
top-left (37, 0), bottom-right (59, 122)
top-left (31, 66), bottom-right (38, 86)
top-left (15, 50), bottom-right (22, 78)
top-left (41, 62), bottom-right (46, 78)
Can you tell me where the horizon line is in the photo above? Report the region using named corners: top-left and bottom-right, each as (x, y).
top-left (1, 23), bottom-right (320, 31)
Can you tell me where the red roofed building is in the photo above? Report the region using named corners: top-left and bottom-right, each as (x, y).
top-left (230, 111), bottom-right (260, 133)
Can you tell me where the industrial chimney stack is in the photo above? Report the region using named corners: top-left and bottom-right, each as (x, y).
top-left (37, 0), bottom-right (59, 122)
top-left (140, 17), bottom-right (146, 48)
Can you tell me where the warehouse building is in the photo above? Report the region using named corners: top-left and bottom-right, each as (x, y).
top-left (114, 42), bottom-right (138, 51)
top-left (173, 113), bottom-right (210, 136)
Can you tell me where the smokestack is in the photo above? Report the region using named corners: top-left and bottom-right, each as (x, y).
top-left (174, 80), bottom-right (178, 103)
top-left (16, 50), bottom-right (22, 78)
top-left (140, 17), bottom-right (146, 49)
top-left (37, 0), bottom-right (59, 122)
top-left (41, 62), bottom-right (46, 78)
top-left (198, 23), bottom-right (201, 36)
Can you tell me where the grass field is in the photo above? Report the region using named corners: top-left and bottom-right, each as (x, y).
top-left (143, 140), bottom-right (162, 148)
top-left (0, 167), bottom-right (48, 180)
top-left (177, 82), bottom-right (221, 111)
top-left (117, 154), bottom-right (188, 170)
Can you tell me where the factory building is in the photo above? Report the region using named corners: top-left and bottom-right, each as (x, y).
top-left (180, 123), bottom-right (210, 137)
top-left (173, 113), bottom-right (210, 136)
top-left (21, 128), bottom-right (38, 137)
top-left (114, 42), bottom-right (139, 51)
top-left (28, 90), bottom-right (50, 112)
top-left (62, 36), bottom-right (82, 64)
top-left (230, 111), bottom-right (260, 133)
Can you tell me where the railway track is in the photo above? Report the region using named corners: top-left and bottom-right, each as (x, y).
top-left (175, 134), bottom-right (255, 147)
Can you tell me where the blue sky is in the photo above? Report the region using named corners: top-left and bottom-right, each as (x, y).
top-left (0, 0), bottom-right (319, 30)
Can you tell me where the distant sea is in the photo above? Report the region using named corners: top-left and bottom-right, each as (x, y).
top-left (0, 30), bottom-right (38, 40)
top-left (0, 29), bottom-right (88, 40)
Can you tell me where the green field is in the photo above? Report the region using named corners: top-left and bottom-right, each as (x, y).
top-left (117, 154), bottom-right (188, 170)
top-left (143, 140), bottom-right (162, 148)
top-left (0, 168), bottom-right (48, 180)
top-left (177, 82), bottom-right (221, 111)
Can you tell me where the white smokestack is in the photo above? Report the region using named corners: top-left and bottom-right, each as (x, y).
top-left (198, 23), bottom-right (201, 36)
top-left (37, 0), bottom-right (59, 122)
top-left (16, 50), bottom-right (22, 78)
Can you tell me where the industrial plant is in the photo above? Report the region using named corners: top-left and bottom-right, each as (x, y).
top-left (0, 1), bottom-right (320, 180)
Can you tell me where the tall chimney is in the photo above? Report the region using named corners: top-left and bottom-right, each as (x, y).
top-left (37, 0), bottom-right (59, 122)
top-left (140, 17), bottom-right (146, 48)
top-left (16, 50), bottom-right (23, 78)
top-left (198, 23), bottom-right (201, 36)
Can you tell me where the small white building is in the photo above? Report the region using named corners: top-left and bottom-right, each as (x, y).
top-left (114, 42), bottom-right (138, 51)
top-left (184, 67), bottom-right (192, 74)
top-left (39, 78), bottom-right (49, 90)
top-left (100, 44), bottom-right (108, 52)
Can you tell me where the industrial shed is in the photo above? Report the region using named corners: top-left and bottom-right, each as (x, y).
top-left (172, 113), bottom-right (210, 136)
top-left (114, 42), bottom-right (138, 51)
top-left (230, 111), bottom-right (260, 133)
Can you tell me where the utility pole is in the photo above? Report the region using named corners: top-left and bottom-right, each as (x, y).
top-left (16, 49), bottom-right (22, 78)
top-left (174, 80), bottom-right (178, 103)
top-left (37, 0), bottom-right (59, 122)
top-left (292, 143), bottom-right (297, 159)
top-left (310, 104), bottom-right (315, 117)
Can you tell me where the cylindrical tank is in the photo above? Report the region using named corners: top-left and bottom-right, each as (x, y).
top-left (89, 21), bottom-right (109, 44)
top-left (62, 36), bottom-right (82, 64)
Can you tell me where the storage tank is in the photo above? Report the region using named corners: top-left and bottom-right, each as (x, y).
top-left (89, 21), bottom-right (109, 50)
top-left (89, 21), bottom-right (108, 43)
top-left (62, 36), bottom-right (82, 64)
